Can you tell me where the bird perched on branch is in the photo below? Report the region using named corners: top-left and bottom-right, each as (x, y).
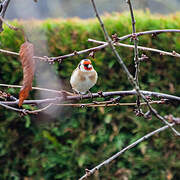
top-left (70, 59), bottom-right (98, 95)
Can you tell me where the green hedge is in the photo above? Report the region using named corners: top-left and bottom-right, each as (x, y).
top-left (0, 12), bottom-right (180, 180)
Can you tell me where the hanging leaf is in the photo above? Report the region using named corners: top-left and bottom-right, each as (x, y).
top-left (19, 41), bottom-right (35, 107)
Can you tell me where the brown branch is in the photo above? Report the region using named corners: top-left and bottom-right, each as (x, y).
top-left (0, 99), bottom-right (166, 113)
top-left (53, 100), bottom-right (165, 108)
top-left (79, 123), bottom-right (175, 180)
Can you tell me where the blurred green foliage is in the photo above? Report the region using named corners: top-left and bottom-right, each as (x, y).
top-left (0, 12), bottom-right (180, 180)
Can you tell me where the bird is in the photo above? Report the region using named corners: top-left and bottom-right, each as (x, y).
top-left (70, 59), bottom-right (98, 95)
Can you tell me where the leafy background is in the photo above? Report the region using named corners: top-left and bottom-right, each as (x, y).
top-left (0, 12), bottom-right (180, 179)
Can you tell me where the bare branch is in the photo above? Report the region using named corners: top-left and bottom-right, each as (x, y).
top-left (0, 44), bottom-right (108, 62)
top-left (118, 29), bottom-right (180, 41)
top-left (0, 90), bottom-right (179, 106)
top-left (126, 0), bottom-right (140, 88)
top-left (88, 38), bottom-right (180, 58)
top-left (53, 100), bottom-right (165, 108)
top-left (0, 101), bottom-right (53, 114)
top-left (0, 83), bottom-right (74, 96)
top-left (79, 123), bottom-right (175, 180)
top-left (0, 0), bottom-right (11, 32)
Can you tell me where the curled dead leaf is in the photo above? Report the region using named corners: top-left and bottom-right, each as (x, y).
top-left (19, 41), bottom-right (35, 107)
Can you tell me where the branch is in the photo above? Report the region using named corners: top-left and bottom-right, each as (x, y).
top-left (52, 100), bottom-right (165, 108)
top-left (0, 44), bottom-right (108, 62)
top-left (0, 0), bottom-right (10, 32)
top-left (126, 0), bottom-right (139, 85)
top-left (118, 29), bottom-right (180, 41)
top-left (0, 90), bottom-right (179, 106)
top-left (88, 38), bottom-right (180, 58)
top-left (0, 101), bottom-right (53, 114)
top-left (0, 99), bottom-right (166, 113)
top-left (0, 83), bottom-right (74, 96)
top-left (126, 0), bottom-right (140, 109)
top-left (79, 123), bottom-right (175, 180)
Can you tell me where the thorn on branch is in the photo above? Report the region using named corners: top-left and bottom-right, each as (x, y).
top-left (73, 50), bottom-right (78, 56)
top-left (134, 108), bottom-right (144, 117)
top-left (89, 51), bottom-right (95, 58)
top-left (144, 111), bottom-right (152, 119)
top-left (97, 91), bottom-right (104, 97)
top-left (43, 56), bottom-right (50, 62)
top-left (159, 99), bottom-right (169, 104)
top-left (152, 33), bottom-right (157, 38)
top-left (111, 96), bottom-right (122, 103)
top-left (85, 168), bottom-right (92, 176)
top-left (172, 51), bottom-right (177, 56)
top-left (112, 33), bottom-right (118, 42)
top-left (57, 58), bottom-right (62, 64)
top-left (138, 54), bottom-right (149, 62)
top-left (165, 115), bottom-right (180, 124)
top-left (130, 33), bottom-right (139, 42)
top-left (160, 52), bottom-right (165, 56)
top-left (80, 104), bottom-right (86, 108)
top-left (19, 109), bottom-right (28, 116)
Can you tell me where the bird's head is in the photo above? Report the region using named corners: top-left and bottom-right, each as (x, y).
top-left (79, 59), bottom-right (93, 72)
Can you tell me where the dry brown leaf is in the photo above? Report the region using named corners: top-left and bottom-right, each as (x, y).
top-left (19, 41), bottom-right (35, 107)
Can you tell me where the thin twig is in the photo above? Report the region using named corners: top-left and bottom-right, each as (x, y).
top-left (0, 83), bottom-right (74, 96)
top-left (0, 16), bottom-right (19, 31)
top-left (126, 0), bottom-right (140, 109)
top-left (53, 100), bottom-right (164, 108)
top-left (0, 101), bottom-right (53, 114)
top-left (79, 123), bottom-right (175, 180)
top-left (118, 29), bottom-right (180, 41)
top-left (88, 38), bottom-right (180, 58)
top-left (0, 44), bottom-right (108, 62)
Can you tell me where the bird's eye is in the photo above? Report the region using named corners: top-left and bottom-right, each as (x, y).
top-left (84, 64), bottom-right (89, 68)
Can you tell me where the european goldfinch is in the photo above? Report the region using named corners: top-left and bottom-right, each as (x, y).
top-left (70, 59), bottom-right (98, 94)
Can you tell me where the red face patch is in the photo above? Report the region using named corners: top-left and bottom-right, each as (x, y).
top-left (83, 60), bottom-right (92, 65)
top-left (83, 60), bottom-right (92, 70)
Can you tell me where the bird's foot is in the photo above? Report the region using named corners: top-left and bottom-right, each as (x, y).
top-left (88, 90), bottom-right (93, 99)
top-left (72, 89), bottom-right (83, 100)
